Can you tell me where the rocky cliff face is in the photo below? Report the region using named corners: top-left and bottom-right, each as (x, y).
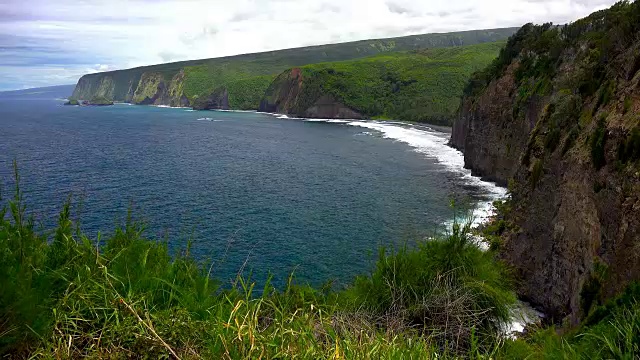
top-left (453, 3), bottom-right (640, 325)
top-left (168, 70), bottom-right (189, 107)
top-left (132, 72), bottom-right (169, 105)
top-left (450, 62), bottom-right (538, 186)
top-left (72, 75), bottom-right (115, 101)
top-left (259, 68), bottom-right (364, 119)
top-left (191, 87), bottom-right (229, 110)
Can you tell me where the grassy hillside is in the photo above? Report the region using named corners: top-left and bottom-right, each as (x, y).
top-left (261, 41), bottom-right (504, 125)
top-left (71, 28), bottom-right (518, 108)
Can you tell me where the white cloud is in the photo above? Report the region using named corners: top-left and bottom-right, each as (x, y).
top-left (0, 0), bottom-right (620, 90)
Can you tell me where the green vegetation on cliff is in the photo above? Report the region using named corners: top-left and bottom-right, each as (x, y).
top-left (88, 96), bottom-right (114, 106)
top-left (453, 0), bottom-right (640, 332)
top-left (72, 28), bottom-right (518, 109)
top-left (263, 41), bottom-right (504, 125)
top-left (182, 63), bottom-right (275, 109)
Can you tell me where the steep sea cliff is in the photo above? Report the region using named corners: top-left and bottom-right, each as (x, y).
top-left (71, 28), bottom-right (517, 119)
top-left (452, 2), bottom-right (640, 324)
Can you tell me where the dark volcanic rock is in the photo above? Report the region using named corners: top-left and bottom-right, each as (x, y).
top-left (452, 12), bottom-right (640, 326)
top-left (450, 62), bottom-right (537, 186)
top-left (259, 68), bottom-right (364, 119)
top-left (86, 97), bottom-right (114, 106)
top-left (192, 88), bottom-right (229, 110)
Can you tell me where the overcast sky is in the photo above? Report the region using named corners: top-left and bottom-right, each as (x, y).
top-left (0, 0), bottom-right (617, 91)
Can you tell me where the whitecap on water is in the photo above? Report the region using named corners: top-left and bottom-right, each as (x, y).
top-left (215, 109), bottom-right (257, 113)
top-left (274, 117), bottom-right (507, 226)
top-left (346, 120), bottom-right (506, 225)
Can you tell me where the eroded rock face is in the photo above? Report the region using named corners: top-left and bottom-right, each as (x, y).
top-left (302, 95), bottom-right (363, 119)
top-left (451, 62), bottom-right (536, 186)
top-left (259, 68), bottom-right (364, 119)
top-left (259, 68), bottom-right (305, 114)
top-left (191, 87), bottom-right (229, 110)
top-left (72, 75), bottom-right (115, 102)
top-left (453, 20), bottom-right (640, 325)
top-left (132, 72), bottom-right (169, 105)
top-left (168, 70), bottom-right (190, 107)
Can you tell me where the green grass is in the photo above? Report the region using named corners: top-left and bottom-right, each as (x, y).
top-left (3, 163), bottom-right (640, 358)
top-left (500, 284), bottom-right (640, 359)
top-left (0, 164), bottom-right (517, 358)
top-left (268, 42), bottom-right (504, 125)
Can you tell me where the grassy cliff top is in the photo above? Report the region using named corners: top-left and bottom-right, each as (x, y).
top-left (72, 28), bottom-right (518, 102)
top-left (266, 41), bottom-right (505, 124)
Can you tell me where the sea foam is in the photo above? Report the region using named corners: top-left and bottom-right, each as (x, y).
top-left (285, 117), bottom-right (507, 225)
top-left (344, 120), bottom-right (507, 226)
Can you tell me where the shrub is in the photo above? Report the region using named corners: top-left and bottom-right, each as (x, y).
top-left (501, 282), bottom-right (640, 359)
top-left (618, 126), bottom-right (640, 164)
top-left (596, 80), bottom-right (616, 109)
top-left (580, 259), bottom-right (609, 316)
top-left (531, 159), bottom-right (544, 188)
top-left (623, 96), bottom-right (632, 114)
top-left (545, 127), bottom-right (562, 151)
top-left (590, 117), bottom-right (608, 169)
top-left (562, 125), bottom-right (581, 155)
top-left (346, 222), bottom-right (515, 354)
top-left (0, 166), bottom-right (516, 358)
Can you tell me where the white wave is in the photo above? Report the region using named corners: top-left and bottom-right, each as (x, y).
top-left (268, 113), bottom-right (306, 120)
top-left (149, 104), bottom-right (191, 109)
top-left (185, 109), bottom-right (196, 112)
top-left (299, 117), bottom-right (539, 334)
top-left (345, 120), bottom-right (507, 227)
top-left (326, 119), bottom-right (351, 124)
top-left (215, 109), bottom-right (257, 113)
top-left (196, 117), bottom-right (214, 121)
top-left (302, 118), bottom-right (354, 124)
top-left (504, 301), bottom-right (544, 338)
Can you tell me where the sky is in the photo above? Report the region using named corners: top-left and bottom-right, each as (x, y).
top-left (0, 0), bottom-right (619, 91)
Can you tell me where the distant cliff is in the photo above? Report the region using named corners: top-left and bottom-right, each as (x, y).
top-left (259, 42), bottom-right (505, 124)
top-left (71, 28), bottom-right (517, 110)
top-left (452, 2), bottom-right (640, 325)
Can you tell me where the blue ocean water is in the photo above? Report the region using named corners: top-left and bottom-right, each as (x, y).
top-left (0, 94), bottom-right (504, 287)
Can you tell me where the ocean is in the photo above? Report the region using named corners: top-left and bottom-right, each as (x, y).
top-left (0, 93), bottom-right (505, 287)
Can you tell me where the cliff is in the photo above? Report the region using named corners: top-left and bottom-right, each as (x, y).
top-left (260, 42), bottom-right (505, 124)
top-left (259, 68), bottom-right (364, 119)
top-left (71, 28), bottom-right (517, 109)
top-left (191, 87), bottom-right (229, 110)
top-left (452, 2), bottom-right (640, 325)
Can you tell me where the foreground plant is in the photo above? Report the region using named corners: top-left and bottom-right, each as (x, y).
top-left (3, 165), bottom-right (638, 359)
